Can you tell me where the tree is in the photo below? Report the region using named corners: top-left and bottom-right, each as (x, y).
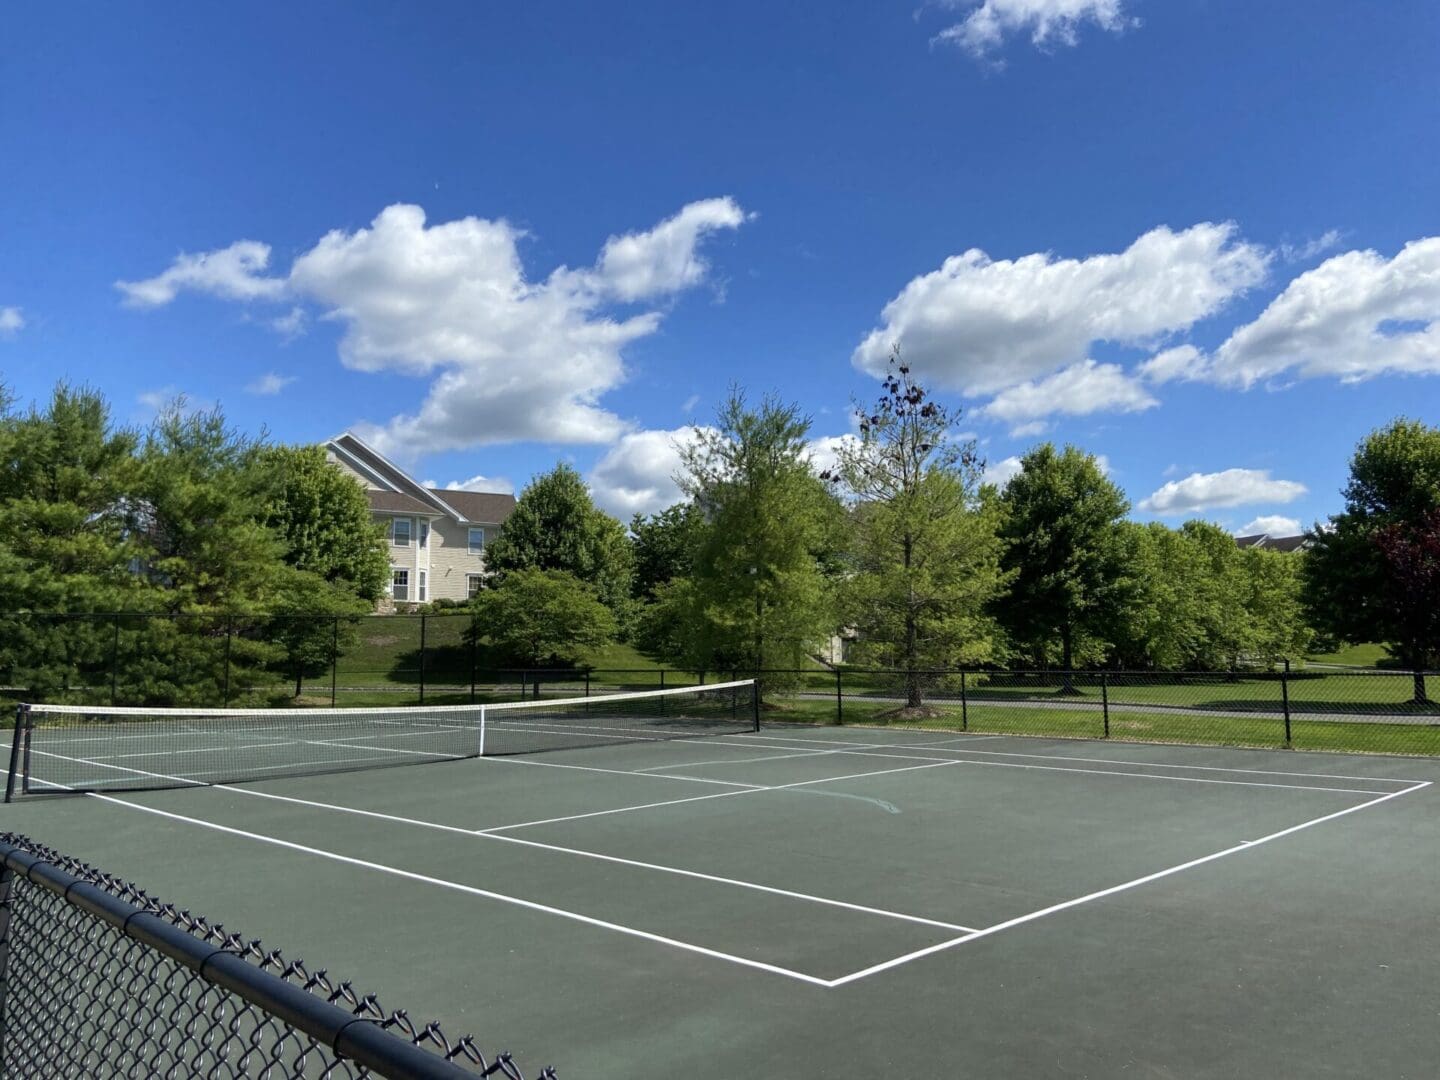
top-left (257, 444), bottom-right (390, 602)
top-left (678, 389), bottom-right (841, 686)
top-left (264, 569), bottom-right (371, 698)
top-left (826, 353), bottom-right (1005, 710)
top-left (468, 568), bottom-right (617, 667)
top-left (1304, 419), bottom-right (1440, 702)
top-left (0, 386), bottom-right (144, 698)
top-left (1241, 545), bottom-right (1312, 665)
top-left (631, 504), bottom-right (700, 601)
top-left (993, 444), bottom-right (1128, 688)
top-left (485, 463), bottom-right (634, 617)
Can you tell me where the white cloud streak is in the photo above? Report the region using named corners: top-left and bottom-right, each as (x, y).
top-left (934, 0), bottom-right (1136, 59)
top-left (117, 241), bottom-right (287, 307)
top-left (0, 306), bottom-right (24, 338)
top-left (441, 473), bottom-right (514, 495)
top-left (1235, 515), bottom-right (1302, 537)
top-left (1139, 469), bottom-right (1307, 514)
top-left (245, 373), bottom-right (297, 396)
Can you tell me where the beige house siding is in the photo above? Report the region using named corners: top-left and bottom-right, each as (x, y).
top-left (427, 518), bottom-right (493, 600)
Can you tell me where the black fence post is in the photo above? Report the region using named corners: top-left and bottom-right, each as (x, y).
top-left (330, 617), bottom-right (339, 708)
top-left (469, 614), bottom-right (479, 705)
top-left (835, 668), bottom-right (844, 725)
top-left (1101, 672), bottom-right (1110, 738)
top-left (417, 614), bottom-right (427, 705)
top-left (751, 677), bottom-right (761, 732)
top-left (1281, 658), bottom-right (1292, 747)
top-left (585, 670), bottom-right (591, 698)
top-left (960, 670), bottom-right (968, 731)
top-left (222, 616), bottom-right (233, 707)
top-left (5, 706), bottom-right (25, 803)
top-left (110, 614), bottom-right (121, 706)
top-left (660, 669), bottom-right (666, 716)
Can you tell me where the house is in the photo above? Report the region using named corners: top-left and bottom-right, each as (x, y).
top-left (1235, 532), bottom-right (1310, 553)
top-left (324, 432), bottom-right (517, 608)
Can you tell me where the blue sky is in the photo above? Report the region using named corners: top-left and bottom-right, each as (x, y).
top-left (2, 1), bottom-right (1437, 534)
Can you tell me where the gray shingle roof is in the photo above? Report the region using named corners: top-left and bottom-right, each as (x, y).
top-left (426, 488), bottom-right (516, 524)
top-left (366, 490), bottom-right (439, 515)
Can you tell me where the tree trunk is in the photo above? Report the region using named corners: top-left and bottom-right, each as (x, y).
top-left (1412, 669), bottom-right (1429, 706)
top-left (1059, 626), bottom-right (1080, 695)
top-left (294, 664), bottom-right (303, 699)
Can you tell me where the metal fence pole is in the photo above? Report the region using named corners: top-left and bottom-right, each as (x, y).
top-left (960, 670), bottom-right (968, 731)
top-left (5, 706), bottom-right (25, 803)
top-left (418, 614), bottom-right (427, 705)
top-left (835, 668), bottom-right (843, 725)
top-left (1281, 658), bottom-right (1292, 747)
top-left (469, 614), bottom-right (478, 705)
top-left (584, 670), bottom-right (591, 698)
top-left (110, 614), bottom-right (121, 706)
top-left (330, 617), bottom-right (339, 707)
top-left (1101, 671), bottom-right (1110, 738)
top-left (751, 677), bottom-right (761, 732)
top-left (222, 616), bottom-right (233, 707)
top-left (660, 669), bottom-right (666, 716)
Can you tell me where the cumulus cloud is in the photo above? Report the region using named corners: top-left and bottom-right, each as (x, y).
top-left (1235, 515), bottom-right (1302, 537)
top-left (245, 372), bottom-right (297, 396)
top-left (119, 200), bottom-right (749, 457)
top-left (854, 224), bottom-right (1267, 411)
top-left (803, 434), bottom-right (860, 478)
top-left (933, 0), bottom-right (1136, 59)
top-left (1139, 469), bottom-right (1307, 514)
top-left (0, 306), bottom-right (24, 338)
top-left (982, 455), bottom-right (1024, 488)
top-left (980, 360), bottom-right (1157, 434)
top-left (587, 426), bottom-right (710, 520)
top-left (116, 241), bottom-right (287, 307)
top-left (1138, 344), bottom-right (1206, 385)
top-left (1207, 237), bottom-right (1440, 388)
top-left (440, 473), bottom-right (514, 495)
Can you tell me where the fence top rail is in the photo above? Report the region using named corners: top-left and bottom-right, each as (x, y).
top-left (0, 833), bottom-right (547, 1080)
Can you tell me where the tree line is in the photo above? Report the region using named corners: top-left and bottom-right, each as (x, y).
top-left (2, 374), bottom-right (1438, 707)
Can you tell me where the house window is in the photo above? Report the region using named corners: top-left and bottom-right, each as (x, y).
top-left (467, 574), bottom-right (483, 598)
top-left (392, 518), bottom-right (412, 546)
top-left (418, 570), bottom-right (428, 603)
top-left (391, 568), bottom-right (409, 602)
top-left (418, 521), bottom-right (429, 548)
top-left (468, 527), bottom-right (485, 554)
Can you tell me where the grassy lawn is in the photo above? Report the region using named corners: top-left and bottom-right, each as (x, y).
top-left (764, 693), bottom-right (1440, 756)
top-left (1305, 642), bottom-right (1392, 668)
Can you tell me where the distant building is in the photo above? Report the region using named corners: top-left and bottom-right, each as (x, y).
top-left (324, 432), bottom-right (516, 609)
top-left (1234, 532), bottom-right (1310, 553)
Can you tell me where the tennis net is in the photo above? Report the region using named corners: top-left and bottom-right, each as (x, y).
top-left (5, 679), bottom-right (759, 797)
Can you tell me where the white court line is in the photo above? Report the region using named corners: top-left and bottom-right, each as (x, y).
top-left (632, 748), bottom-right (846, 772)
top-left (744, 730), bottom-right (1429, 784)
top-left (211, 785), bottom-right (978, 934)
top-left (62, 789), bottom-right (831, 988)
top-left (826, 780), bottom-right (1433, 987)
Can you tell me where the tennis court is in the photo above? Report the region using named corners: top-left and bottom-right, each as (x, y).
top-left (5, 683), bottom-right (1440, 1077)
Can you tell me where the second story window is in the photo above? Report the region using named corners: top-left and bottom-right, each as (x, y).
top-left (418, 520), bottom-right (429, 548)
top-left (468, 527), bottom-right (485, 554)
top-left (392, 518), bottom-right (412, 546)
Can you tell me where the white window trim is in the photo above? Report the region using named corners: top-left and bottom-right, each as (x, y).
top-left (468, 527), bottom-right (485, 555)
top-left (466, 573), bottom-right (484, 598)
top-left (418, 569), bottom-right (428, 603)
top-left (391, 567), bottom-right (410, 602)
top-left (392, 518), bottom-right (413, 547)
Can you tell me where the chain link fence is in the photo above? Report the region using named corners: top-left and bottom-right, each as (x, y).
top-left (0, 833), bottom-right (556, 1079)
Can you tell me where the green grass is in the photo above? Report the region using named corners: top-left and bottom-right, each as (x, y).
top-left (1305, 642), bottom-right (1392, 668)
top-left (764, 693), bottom-right (1440, 757)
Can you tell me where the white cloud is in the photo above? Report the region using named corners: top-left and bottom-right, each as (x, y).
top-left (116, 240), bottom-right (287, 307)
top-left (1138, 344), bottom-right (1206, 385)
top-left (592, 198), bottom-right (751, 302)
top-left (1235, 515), bottom-right (1302, 537)
top-left (982, 455), bottom-right (1024, 488)
top-left (803, 434), bottom-right (860, 479)
top-left (587, 426), bottom-right (710, 519)
top-left (979, 359), bottom-right (1157, 434)
top-left (441, 473), bottom-right (514, 495)
top-left (245, 372), bottom-right (297, 396)
top-left (1208, 237), bottom-right (1440, 388)
top-left (854, 224), bottom-right (1268, 403)
top-left (680, 393), bottom-right (700, 414)
top-left (0, 306), bottom-right (24, 338)
top-left (934, 0), bottom-right (1136, 59)
top-left (1139, 469), bottom-right (1308, 514)
top-left (122, 201), bottom-right (749, 458)
top-left (269, 306), bottom-right (306, 340)
top-left (1279, 230), bottom-right (1343, 263)
top-left (136, 387), bottom-right (214, 416)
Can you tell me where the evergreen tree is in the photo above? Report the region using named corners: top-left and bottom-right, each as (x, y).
top-left (631, 504), bottom-right (700, 601)
top-left (826, 353), bottom-right (1005, 709)
top-left (993, 444), bottom-right (1128, 688)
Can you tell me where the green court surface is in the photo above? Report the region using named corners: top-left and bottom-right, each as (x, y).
top-left (5, 723), bottom-right (1439, 1078)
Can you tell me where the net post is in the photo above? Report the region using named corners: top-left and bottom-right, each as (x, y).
top-left (5, 705), bottom-right (25, 803)
top-left (751, 678), bottom-right (761, 732)
top-left (478, 705), bottom-right (487, 756)
top-left (20, 706), bottom-right (33, 797)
